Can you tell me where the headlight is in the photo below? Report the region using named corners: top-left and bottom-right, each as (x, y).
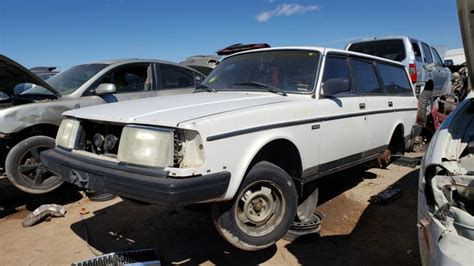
top-left (56, 118), bottom-right (80, 149)
top-left (117, 126), bottom-right (174, 167)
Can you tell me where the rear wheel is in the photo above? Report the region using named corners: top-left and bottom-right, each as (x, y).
top-left (5, 136), bottom-right (62, 194)
top-left (212, 161), bottom-right (297, 251)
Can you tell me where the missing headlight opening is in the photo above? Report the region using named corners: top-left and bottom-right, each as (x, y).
top-left (79, 121), bottom-right (123, 157)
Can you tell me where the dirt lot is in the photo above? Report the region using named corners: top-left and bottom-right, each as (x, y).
top-left (0, 153), bottom-right (422, 265)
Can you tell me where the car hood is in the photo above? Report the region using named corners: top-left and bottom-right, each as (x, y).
top-left (65, 92), bottom-right (293, 127)
top-left (0, 54), bottom-right (60, 97)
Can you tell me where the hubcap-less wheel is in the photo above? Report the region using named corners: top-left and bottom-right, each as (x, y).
top-left (6, 136), bottom-right (62, 194)
top-left (235, 181), bottom-right (285, 237)
top-left (212, 161), bottom-right (297, 251)
top-left (17, 145), bottom-right (51, 186)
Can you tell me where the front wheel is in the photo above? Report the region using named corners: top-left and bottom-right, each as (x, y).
top-left (5, 136), bottom-right (63, 194)
top-left (212, 161), bottom-right (297, 251)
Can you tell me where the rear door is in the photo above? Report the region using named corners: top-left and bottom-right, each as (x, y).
top-left (421, 43), bottom-right (437, 90)
top-left (375, 62), bottom-right (418, 148)
top-left (156, 63), bottom-right (203, 96)
top-left (349, 57), bottom-right (389, 156)
top-left (317, 54), bottom-right (367, 175)
top-left (431, 47), bottom-right (451, 94)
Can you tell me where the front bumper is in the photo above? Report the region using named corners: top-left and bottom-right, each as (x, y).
top-left (41, 148), bottom-right (231, 206)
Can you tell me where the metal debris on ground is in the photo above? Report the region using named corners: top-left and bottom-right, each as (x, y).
top-left (283, 211), bottom-right (324, 242)
top-left (72, 248), bottom-right (160, 266)
top-left (369, 187), bottom-right (402, 205)
top-left (21, 204), bottom-right (66, 227)
top-left (79, 207), bottom-right (90, 215)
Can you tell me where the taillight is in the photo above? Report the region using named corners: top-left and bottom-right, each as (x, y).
top-left (409, 63), bottom-right (417, 83)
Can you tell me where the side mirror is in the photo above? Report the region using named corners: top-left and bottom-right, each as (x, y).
top-left (444, 59), bottom-right (454, 67)
top-left (321, 78), bottom-right (351, 96)
top-left (95, 83), bottom-right (116, 95)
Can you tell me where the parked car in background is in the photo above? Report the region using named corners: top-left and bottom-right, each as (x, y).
top-left (30, 66), bottom-right (60, 80)
top-left (42, 46), bottom-right (419, 250)
top-left (346, 36), bottom-right (452, 126)
top-left (181, 43), bottom-right (271, 75)
top-left (0, 55), bottom-right (205, 194)
top-left (417, 0), bottom-right (474, 264)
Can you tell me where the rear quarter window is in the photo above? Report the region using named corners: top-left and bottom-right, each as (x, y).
top-left (377, 63), bottom-right (413, 95)
top-left (348, 39), bottom-right (406, 62)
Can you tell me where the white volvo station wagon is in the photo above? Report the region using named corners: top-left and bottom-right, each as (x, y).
top-left (42, 47), bottom-right (420, 250)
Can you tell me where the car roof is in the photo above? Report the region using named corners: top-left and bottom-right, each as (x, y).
top-left (346, 36), bottom-right (413, 44)
top-left (223, 46), bottom-right (406, 67)
top-left (83, 58), bottom-right (203, 74)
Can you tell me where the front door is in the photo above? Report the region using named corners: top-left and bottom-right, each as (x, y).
top-left (317, 55), bottom-right (367, 175)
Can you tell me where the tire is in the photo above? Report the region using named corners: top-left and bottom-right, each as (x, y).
top-left (418, 89), bottom-right (433, 126)
top-left (212, 161), bottom-right (297, 251)
top-left (5, 136), bottom-right (63, 194)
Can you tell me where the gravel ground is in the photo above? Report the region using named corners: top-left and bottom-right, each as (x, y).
top-left (0, 153), bottom-right (422, 265)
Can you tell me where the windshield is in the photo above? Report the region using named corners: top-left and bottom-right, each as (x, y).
top-left (21, 63), bottom-right (107, 96)
top-left (202, 50), bottom-right (320, 93)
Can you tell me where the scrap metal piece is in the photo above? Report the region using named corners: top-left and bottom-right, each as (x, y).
top-left (369, 187), bottom-right (402, 205)
top-left (21, 204), bottom-right (66, 227)
top-left (72, 248), bottom-right (160, 266)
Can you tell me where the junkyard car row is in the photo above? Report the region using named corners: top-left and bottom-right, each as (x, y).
top-left (1, 0), bottom-right (473, 263)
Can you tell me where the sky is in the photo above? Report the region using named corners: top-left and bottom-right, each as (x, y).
top-left (0, 0), bottom-right (463, 71)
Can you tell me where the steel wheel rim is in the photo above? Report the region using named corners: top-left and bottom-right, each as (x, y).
top-left (234, 180), bottom-right (286, 237)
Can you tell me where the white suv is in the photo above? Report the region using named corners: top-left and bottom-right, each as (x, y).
top-left (42, 47), bottom-right (419, 250)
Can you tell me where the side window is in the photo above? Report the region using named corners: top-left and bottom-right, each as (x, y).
top-left (350, 59), bottom-right (383, 94)
top-left (377, 63), bottom-right (412, 95)
top-left (160, 64), bottom-right (195, 89)
top-left (321, 56), bottom-right (352, 96)
top-left (421, 43), bottom-right (433, 64)
top-left (97, 64), bottom-right (152, 93)
top-left (431, 47), bottom-right (443, 66)
top-left (411, 41), bottom-right (423, 62)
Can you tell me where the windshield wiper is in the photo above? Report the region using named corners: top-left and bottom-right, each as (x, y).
top-left (194, 84), bottom-right (217, 93)
top-left (233, 81), bottom-right (287, 96)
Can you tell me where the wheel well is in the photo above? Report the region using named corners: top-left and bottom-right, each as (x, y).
top-left (247, 139), bottom-right (302, 180)
top-left (388, 124), bottom-right (405, 154)
top-left (1, 124), bottom-right (58, 169)
top-left (12, 124), bottom-right (59, 144)
top-left (424, 80), bottom-right (434, 91)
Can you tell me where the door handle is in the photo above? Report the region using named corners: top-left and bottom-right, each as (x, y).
top-left (359, 103), bottom-right (366, 110)
top-left (388, 101), bottom-right (393, 107)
